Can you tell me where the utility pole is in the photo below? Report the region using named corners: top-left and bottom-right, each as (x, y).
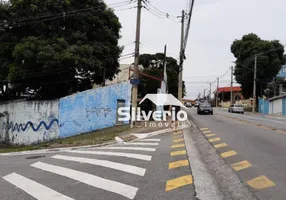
top-left (252, 54), bottom-right (257, 113)
top-left (209, 82), bottom-right (212, 101)
top-left (131, 0), bottom-right (142, 128)
top-left (178, 10), bottom-right (185, 102)
top-left (230, 65), bottom-right (233, 104)
top-left (203, 88), bottom-right (206, 99)
top-left (163, 45), bottom-right (167, 68)
top-left (274, 77), bottom-right (277, 96)
top-left (216, 77), bottom-right (219, 107)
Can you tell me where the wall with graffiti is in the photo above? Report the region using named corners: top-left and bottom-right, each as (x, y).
top-left (0, 100), bottom-right (59, 145)
top-left (59, 81), bottom-right (131, 138)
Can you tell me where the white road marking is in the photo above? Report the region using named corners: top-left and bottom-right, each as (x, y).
top-left (94, 146), bottom-right (156, 152)
top-left (233, 114), bottom-right (283, 124)
top-left (218, 110), bottom-right (284, 124)
top-left (140, 139), bottom-right (161, 142)
top-left (64, 150), bottom-right (152, 161)
top-left (31, 162), bottom-right (138, 199)
top-left (133, 133), bottom-right (149, 139)
top-left (3, 173), bottom-right (74, 200)
top-left (52, 155), bottom-right (146, 176)
top-left (123, 142), bottom-right (159, 146)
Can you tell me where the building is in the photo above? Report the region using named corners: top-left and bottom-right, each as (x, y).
top-left (259, 95), bottom-right (286, 115)
top-left (213, 86), bottom-right (253, 108)
top-left (277, 65), bottom-right (286, 78)
top-left (213, 86), bottom-right (242, 107)
top-left (93, 64), bottom-right (143, 88)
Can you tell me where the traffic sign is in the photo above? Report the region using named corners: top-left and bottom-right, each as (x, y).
top-left (130, 79), bottom-right (140, 85)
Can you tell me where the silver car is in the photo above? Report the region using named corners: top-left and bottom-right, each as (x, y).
top-left (228, 104), bottom-right (244, 114)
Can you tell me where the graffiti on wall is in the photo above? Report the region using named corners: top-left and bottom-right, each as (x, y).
top-left (86, 107), bottom-right (112, 119)
top-left (2, 118), bottom-right (59, 132)
top-left (59, 81), bottom-right (132, 138)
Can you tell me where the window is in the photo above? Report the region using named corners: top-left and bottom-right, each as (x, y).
top-left (283, 68), bottom-right (286, 73)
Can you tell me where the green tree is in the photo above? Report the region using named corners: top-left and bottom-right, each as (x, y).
top-left (0, 0), bottom-right (122, 99)
top-left (138, 53), bottom-right (186, 99)
top-left (231, 33), bottom-right (285, 98)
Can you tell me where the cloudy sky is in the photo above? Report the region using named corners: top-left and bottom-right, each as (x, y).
top-left (105, 0), bottom-right (286, 99)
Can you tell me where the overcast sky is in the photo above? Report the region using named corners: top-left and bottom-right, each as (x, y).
top-left (105, 0), bottom-right (286, 99)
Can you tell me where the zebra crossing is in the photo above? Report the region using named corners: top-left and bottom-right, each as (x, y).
top-left (2, 138), bottom-right (161, 200)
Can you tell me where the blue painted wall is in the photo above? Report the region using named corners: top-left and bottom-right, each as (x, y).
top-left (283, 97), bottom-right (286, 115)
top-left (59, 82), bottom-right (131, 138)
top-left (259, 98), bottom-right (270, 114)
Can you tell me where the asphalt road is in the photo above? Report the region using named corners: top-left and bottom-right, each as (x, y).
top-left (188, 107), bottom-right (286, 200)
top-left (0, 131), bottom-right (196, 200)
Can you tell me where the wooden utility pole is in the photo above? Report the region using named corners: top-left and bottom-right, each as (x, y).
top-left (230, 65), bottom-right (233, 104)
top-left (252, 54), bottom-right (257, 113)
top-left (203, 88), bottom-right (206, 99)
top-left (216, 77), bottom-right (219, 107)
top-left (209, 82), bottom-right (212, 100)
top-left (178, 10), bottom-right (185, 102)
top-left (131, 0), bottom-right (142, 128)
top-left (163, 45), bottom-right (167, 69)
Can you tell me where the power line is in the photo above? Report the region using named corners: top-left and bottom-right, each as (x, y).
top-left (4, 0), bottom-right (132, 24)
top-left (141, 1), bottom-right (180, 23)
top-left (0, 0), bottom-right (135, 30)
top-left (220, 67), bottom-right (231, 79)
top-left (143, 0), bottom-right (177, 18)
top-left (114, 6), bottom-right (137, 12)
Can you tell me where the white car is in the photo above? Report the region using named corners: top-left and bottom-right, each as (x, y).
top-left (228, 104), bottom-right (244, 114)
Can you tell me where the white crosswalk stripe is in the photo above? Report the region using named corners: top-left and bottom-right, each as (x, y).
top-left (2, 138), bottom-right (162, 200)
top-left (93, 146), bottom-right (156, 152)
top-left (123, 142), bottom-right (159, 146)
top-left (64, 150), bottom-right (152, 161)
top-left (3, 173), bottom-right (74, 200)
top-left (31, 162), bottom-right (138, 199)
top-left (52, 155), bottom-right (146, 176)
top-left (140, 139), bottom-right (161, 142)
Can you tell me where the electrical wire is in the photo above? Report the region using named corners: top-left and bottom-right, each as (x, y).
top-left (141, 1), bottom-right (180, 23)
top-left (1, 0), bottom-right (132, 24)
top-left (0, 0), bottom-right (135, 30)
top-left (220, 67), bottom-right (231, 79)
top-left (113, 6), bottom-right (137, 12)
top-left (143, 0), bottom-right (177, 18)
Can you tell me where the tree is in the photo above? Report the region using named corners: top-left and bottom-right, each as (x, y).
top-left (231, 33), bottom-right (285, 98)
top-left (138, 53), bottom-right (186, 99)
top-left (0, 0), bottom-right (122, 99)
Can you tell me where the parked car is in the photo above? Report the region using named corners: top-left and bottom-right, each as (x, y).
top-left (197, 103), bottom-right (213, 115)
top-left (228, 104), bottom-right (244, 114)
top-left (194, 101), bottom-right (199, 108)
top-left (185, 102), bottom-right (192, 108)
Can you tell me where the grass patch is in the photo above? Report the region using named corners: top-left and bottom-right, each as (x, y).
top-left (0, 125), bottom-right (132, 153)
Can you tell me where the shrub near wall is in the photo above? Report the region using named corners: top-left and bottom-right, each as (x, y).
top-left (0, 100), bottom-right (59, 145)
top-left (59, 81), bottom-right (131, 138)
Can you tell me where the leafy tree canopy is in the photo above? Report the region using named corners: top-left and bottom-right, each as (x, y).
top-left (231, 33), bottom-right (285, 98)
top-left (0, 0), bottom-right (122, 100)
top-left (138, 53), bottom-right (186, 99)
